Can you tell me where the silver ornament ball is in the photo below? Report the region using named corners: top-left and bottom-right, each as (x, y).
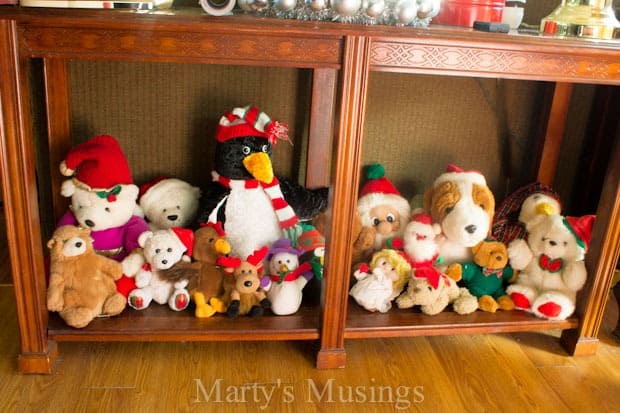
top-left (416, 0), bottom-right (433, 18)
top-left (364, 0), bottom-right (385, 18)
top-left (306, 0), bottom-right (328, 11)
top-left (394, 0), bottom-right (417, 24)
top-left (331, 0), bottom-right (362, 16)
top-left (274, 0), bottom-right (297, 10)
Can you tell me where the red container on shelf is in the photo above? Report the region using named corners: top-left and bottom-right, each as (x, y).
top-left (433, 0), bottom-right (505, 27)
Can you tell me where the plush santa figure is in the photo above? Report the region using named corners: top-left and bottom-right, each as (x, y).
top-left (57, 135), bottom-right (150, 296)
top-left (357, 163), bottom-right (411, 251)
top-left (399, 211), bottom-right (446, 287)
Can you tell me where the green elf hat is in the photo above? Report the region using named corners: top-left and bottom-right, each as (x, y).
top-left (563, 215), bottom-right (595, 252)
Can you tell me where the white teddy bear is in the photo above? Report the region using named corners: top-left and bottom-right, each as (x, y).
top-left (127, 228), bottom-right (194, 311)
top-left (56, 135), bottom-right (151, 297)
top-left (138, 177), bottom-right (202, 230)
top-left (506, 213), bottom-right (595, 320)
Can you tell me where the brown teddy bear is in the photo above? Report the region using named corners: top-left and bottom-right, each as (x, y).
top-left (446, 238), bottom-right (517, 312)
top-left (46, 225), bottom-right (126, 328)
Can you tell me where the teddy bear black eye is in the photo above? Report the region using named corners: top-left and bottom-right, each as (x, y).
top-left (105, 207), bottom-right (111, 212)
top-left (167, 248), bottom-right (172, 252)
top-left (372, 217), bottom-right (380, 226)
top-left (386, 213), bottom-right (395, 223)
top-left (242, 146), bottom-right (251, 155)
top-left (445, 206), bottom-right (454, 215)
top-left (209, 238), bottom-right (215, 243)
top-left (427, 286), bottom-right (433, 292)
top-left (155, 249), bottom-right (161, 253)
top-left (563, 241), bottom-right (568, 246)
top-left (479, 204), bottom-right (486, 209)
top-left (261, 144), bottom-right (269, 153)
top-left (176, 206), bottom-right (180, 210)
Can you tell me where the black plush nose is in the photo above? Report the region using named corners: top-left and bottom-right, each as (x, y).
top-left (244, 280), bottom-right (253, 288)
top-left (167, 214), bottom-right (178, 221)
top-left (85, 219), bottom-right (95, 228)
top-left (465, 225), bottom-right (477, 234)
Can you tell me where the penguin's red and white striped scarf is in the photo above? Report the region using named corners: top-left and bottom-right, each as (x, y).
top-left (212, 170), bottom-right (298, 229)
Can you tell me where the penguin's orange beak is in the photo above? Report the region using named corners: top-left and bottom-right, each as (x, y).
top-left (243, 152), bottom-right (274, 184)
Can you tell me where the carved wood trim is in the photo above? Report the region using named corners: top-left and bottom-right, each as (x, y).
top-left (370, 40), bottom-right (620, 84)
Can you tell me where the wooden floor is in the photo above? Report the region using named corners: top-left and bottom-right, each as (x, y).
top-left (1, 224), bottom-right (619, 412)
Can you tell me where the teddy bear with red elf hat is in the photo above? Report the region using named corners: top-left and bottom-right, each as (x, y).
top-left (57, 135), bottom-right (150, 297)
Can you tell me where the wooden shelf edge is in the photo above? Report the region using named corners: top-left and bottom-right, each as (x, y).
top-left (47, 305), bottom-right (321, 342)
top-left (344, 303), bottom-right (579, 339)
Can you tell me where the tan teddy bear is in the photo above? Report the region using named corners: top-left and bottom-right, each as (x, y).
top-left (446, 238), bottom-right (517, 312)
top-left (46, 225), bottom-right (126, 328)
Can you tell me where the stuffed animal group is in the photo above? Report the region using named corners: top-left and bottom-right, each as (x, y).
top-left (50, 117), bottom-right (594, 326)
top-left (349, 164), bottom-right (594, 322)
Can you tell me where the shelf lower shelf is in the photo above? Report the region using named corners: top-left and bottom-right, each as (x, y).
top-left (48, 303), bottom-right (321, 342)
top-left (344, 298), bottom-right (579, 339)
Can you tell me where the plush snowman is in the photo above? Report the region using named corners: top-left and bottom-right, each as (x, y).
top-left (261, 238), bottom-right (313, 316)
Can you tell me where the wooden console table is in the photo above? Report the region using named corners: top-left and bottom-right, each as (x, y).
top-left (0, 7), bottom-right (618, 373)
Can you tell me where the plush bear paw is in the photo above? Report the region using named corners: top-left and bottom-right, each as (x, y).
top-left (169, 289), bottom-right (190, 312)
top-left (532, 292), bottom-right (575, 320)
top-left (478, 295), bottom-right (499, 313)
top-left (102, 293), bottom-right (127, 316)
top-left (61, 307), bottom-right (97, 329)
top-left (128, 290), bottom-right (152, 310)
top-left (496, 294), bottom-right (515, 311)
top-left (509, 292), bottom-right (531, 310)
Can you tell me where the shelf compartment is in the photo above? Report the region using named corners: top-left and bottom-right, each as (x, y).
top-left (344, 298), bottom-right (578, 339)
top-left (48, 303), bottom-right (320, 342)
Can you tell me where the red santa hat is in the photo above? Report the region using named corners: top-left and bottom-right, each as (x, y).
top-left (61, 135), bottom-right (133, 190)
top-left (563, 215), bottom-right (595, 252)
top-left (357, 164), bottom-right (410, 223)
top-left (170, 227), bottom-right (194, 257)
top-left (433, 164), bottom-right (486, 187)
top-left (411, 211), bottom-right (433, 226)
top-left (138, 176), bottom-right (168, 201)
top-left (216, 106), bottom-right (289, 146)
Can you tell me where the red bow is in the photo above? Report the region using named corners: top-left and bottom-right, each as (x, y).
top-left (539, 254), bottom-right (563, 273)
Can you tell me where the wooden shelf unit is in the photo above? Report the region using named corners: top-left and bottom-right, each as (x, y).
top-left (0, 7), bottom-right (618, 374)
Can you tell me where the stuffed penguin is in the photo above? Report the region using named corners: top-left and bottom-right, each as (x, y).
top-left (196, 106), bottom-right (328, 258)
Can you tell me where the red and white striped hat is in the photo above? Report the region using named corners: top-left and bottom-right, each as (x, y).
top-left (215, 106), bottom-right (289, 145)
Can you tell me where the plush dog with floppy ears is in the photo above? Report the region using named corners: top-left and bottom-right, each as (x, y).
top-left (423, 164), bottom-right (495, 266)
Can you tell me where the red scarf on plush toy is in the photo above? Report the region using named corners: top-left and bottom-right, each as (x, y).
top-left (211, 170), bottom-right (298, 230)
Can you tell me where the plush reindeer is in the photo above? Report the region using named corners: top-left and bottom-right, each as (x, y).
top-left (221, 246), bottom-right (271, 318)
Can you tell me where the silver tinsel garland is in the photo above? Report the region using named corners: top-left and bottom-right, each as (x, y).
top-left (209, 0), bottom-right (441, 27)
